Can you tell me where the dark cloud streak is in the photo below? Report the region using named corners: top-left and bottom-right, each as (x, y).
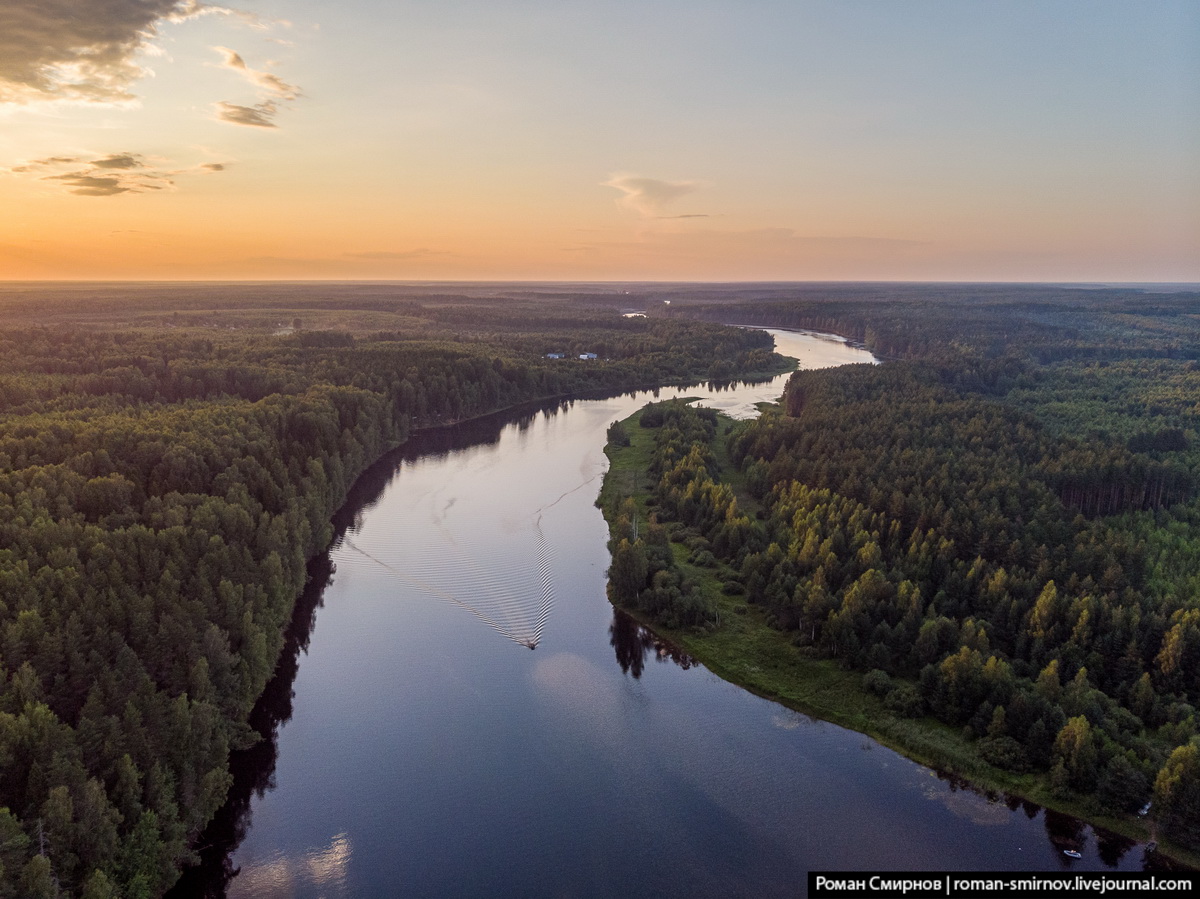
top-left (91, 153), bottom-right (144, 169)
top-left (216, 100), bottom-right (279, 128)
top-left (45, 173), bottom-right (131, 196)
top-left (4, 151), bottom-right (237, 196)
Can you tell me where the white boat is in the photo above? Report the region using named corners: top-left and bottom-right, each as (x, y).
top-left (1063, 850), bottom-right (1082, 859)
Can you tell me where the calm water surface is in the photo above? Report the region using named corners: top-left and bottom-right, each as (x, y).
top-left (173, 330), bottom-right (1161, 898)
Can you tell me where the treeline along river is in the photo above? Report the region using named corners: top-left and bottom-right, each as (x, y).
top-left (172, 330), bottom-right (1162, 898)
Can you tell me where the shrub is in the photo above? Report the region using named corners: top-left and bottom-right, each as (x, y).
top-left (884, 683), bottom-right (926, 718)
top-left (863, 669), bottom-right (893, 697)
top-left (978, 735), bottom-right (1031, 773)
top-left (607, 420), bottom-right (631, 447)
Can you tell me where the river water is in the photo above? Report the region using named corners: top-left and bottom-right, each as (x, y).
top-left (172, 329), bottom-right (1162, 898)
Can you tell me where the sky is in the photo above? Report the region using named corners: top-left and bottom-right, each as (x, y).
top-left (0, 0), bottom-right (1197, 282)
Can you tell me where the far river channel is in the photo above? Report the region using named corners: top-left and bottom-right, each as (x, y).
top-left (170, 329), bottom-right (1167, 898)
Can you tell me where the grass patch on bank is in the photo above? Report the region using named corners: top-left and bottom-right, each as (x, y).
top-left (598, 405), bottom-right (661, 516)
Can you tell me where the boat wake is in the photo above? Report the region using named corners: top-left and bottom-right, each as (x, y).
top-left (339, 511), bottom-right (555, 650)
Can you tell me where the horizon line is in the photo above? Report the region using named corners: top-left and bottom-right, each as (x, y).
top-left (1, 278), bottom-right (1198, 288)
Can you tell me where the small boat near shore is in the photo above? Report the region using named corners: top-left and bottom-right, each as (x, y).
top-left (1063, 850), bottom-right (1082, 859)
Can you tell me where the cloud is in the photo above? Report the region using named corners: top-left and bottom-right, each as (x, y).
top-left (0, 1), bottom-right (217, 104)
top-left (0, 3), bottom-right (293, 196)
top-left (0, 2), bottom-right (300, 129)
top-left (91, 153), bottom-right (143, 169)
top-left (214, 46), bottom-right (300, 100)
top-left (7, 151), bottom-right (230, 196)
top-left (603, 174), bottom-right (701, 216)
top-left (657, 213), bottom-right (711, 219)
top-left (28, 156), bottom-right (80, 167)
top-left (212, 45), bottom-right (301, 128)
top-left (46, 165), bottom-right (172, 196)
top-left (45, 173), bottom-right (132, 197)
top-left (216, 100), bottom-right (279, 128)
top-left (10, 157), bottom-right (78, 173)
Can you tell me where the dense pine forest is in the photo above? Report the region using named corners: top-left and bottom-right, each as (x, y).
top-left (0, 284), bottom-right (783, 897)
top-left (603, 284), bottom-right (1200, 858)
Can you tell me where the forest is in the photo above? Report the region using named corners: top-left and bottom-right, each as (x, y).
top-left (603, 284), bottom-right (1200, 858)
top-left (0, 284), bottom-right (785, 898)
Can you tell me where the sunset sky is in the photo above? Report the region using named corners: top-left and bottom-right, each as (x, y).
top-left (1, 0), bottom-right (1197, 282)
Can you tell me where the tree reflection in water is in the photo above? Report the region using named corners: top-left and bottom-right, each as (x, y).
top-left (608, 608), bottom-right (696, 678)
top-left (168, 396), bottom-right (591, 896)
top-left (606, 611), bottom-right (1186, 874)
top-left (166, 555), bottom-right (334, 898)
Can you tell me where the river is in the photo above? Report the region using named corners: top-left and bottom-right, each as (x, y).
top-left (171, 329), bottom-right (1161, 898)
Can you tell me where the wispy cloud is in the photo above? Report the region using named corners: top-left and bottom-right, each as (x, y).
top-left (214, 46), bottom-right (300, 100)
top-left (603, 174), bottom-right (702, 217)
top-left (11, 156), bottom-right (78, 173)
top-left (215, 100), bottom-right (280, 128)
top-left (212, 45), bottom-right (302, 128)
top-left (91, 153), bottom-right (144, 170)
top-left (7, 151), bottom-right (231, 197)
top-left (45, 172), bottom-right (148, 197)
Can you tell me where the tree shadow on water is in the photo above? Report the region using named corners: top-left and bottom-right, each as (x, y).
top-left (165, 550), bottom-right (334, 897)
top-left (608, 608), bottom-right (696, 679)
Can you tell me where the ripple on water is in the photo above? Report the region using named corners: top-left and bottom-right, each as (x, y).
top-left (230, 832), bottom-right (352, 899)
top-left (334, 507), bottom-right (555, 649)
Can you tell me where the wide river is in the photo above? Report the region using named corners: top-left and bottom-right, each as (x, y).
top-left (171, 329), bottom-right (1161, 898)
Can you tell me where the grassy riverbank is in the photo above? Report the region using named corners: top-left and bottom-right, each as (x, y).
top-left (599, 403), bottom-right (1199, 869)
